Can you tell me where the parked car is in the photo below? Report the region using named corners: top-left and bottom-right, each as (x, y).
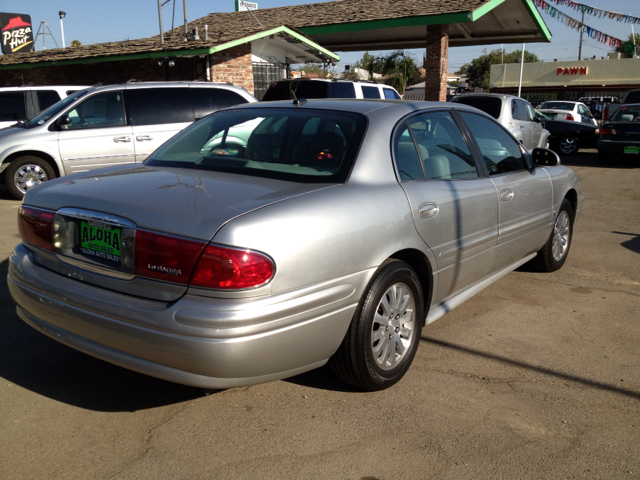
top-left (540, 116), bottom-right (599, 155)
top-left (262, 79), bottom-right (402, 101)
top-left (0, 81), bottom-right (257, 200)
top-left (0, 85), bottom-right (90, 129)
top-left (8, 99), bottom-right (583, 392)
top-left (449, 93), bottom-right (550, 152)
top-left (598, 104), bottom-right (640, 164)
top-left (603, 89), bottom-right (640, 122)
top-left (536, 101), bottom-right (599, 125)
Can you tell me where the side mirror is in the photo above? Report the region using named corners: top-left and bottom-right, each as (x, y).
top-left (56, 115), bottom-right (71, 129)
top-left (532, 148), bottom-right (560, 167)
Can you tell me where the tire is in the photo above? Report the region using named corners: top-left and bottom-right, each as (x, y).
top-left (530, 199), bottom-right (574, 272)
top-left (329, 259), bottom-right (424, 391)
top-left (557, 135), bottom-right (579, 155)
top-left (5, 155), bottom-right (55, 200)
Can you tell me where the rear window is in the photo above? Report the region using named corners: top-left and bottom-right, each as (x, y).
top-left (610, 106), bottom-right (640, 123)
top-left (146, 107), bottom-right (367, 184)
top-left (538, 102), bottom-right (575, 111)
top-left (383, 88), bottom-right (401, 100)
top-left (624, 91), bottom-right (640, 103)
top-left (450, 96), bottom-right (502, 119)
top-left (190, 87), bottom-right (248, 119)
top-left (36, 90), bottom-right (62, 111)
top-left (362, 86), bottom-right (380, 99)
top-left (125, 88), bottom-right (194, 126)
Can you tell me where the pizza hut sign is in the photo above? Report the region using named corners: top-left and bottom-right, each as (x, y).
top-left (0, 12), bottom-right (34, 54)
top-left (557, 66), bottom-right (588, 76)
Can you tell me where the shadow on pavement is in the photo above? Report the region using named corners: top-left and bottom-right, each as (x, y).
top-left (559, 150), bottom-right (640, 169)
top-left (285, 363), bottom-right (362, 393)
top-left (422, 336), bottom-right (640, 400)
top-left (613, 231), bottom-right (640, 254)
top-left (0, 258), bottom-right (202, 411)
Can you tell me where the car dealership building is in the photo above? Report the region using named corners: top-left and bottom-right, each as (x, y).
top-left (490, 57), bottom-right (640, 107)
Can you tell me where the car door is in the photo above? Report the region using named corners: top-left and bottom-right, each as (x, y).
top-left (125, 87), bottom-right (195, 162)
top-left (458, 111), bottom-right (553, 272)
top-left (508, 98), bottom-right (530, 148)
top-left (525, 102), bottom-right (544, 149)
top-left (57, 90), bottom-right (134, 175)
top-left (393, 110), bottom-right (499, 303)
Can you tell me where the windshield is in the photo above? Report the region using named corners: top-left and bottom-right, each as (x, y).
top-left (28, 89), bottom-right (89, 125)
top-left (538, 102), bottom-right (575, 111)
top-left (145, 107), bottom-right (367, 183)
top-left (609, 106), bottom-right (640, 123)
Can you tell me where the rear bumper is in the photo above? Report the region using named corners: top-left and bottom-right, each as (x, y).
top-left (598, 139), bottom-right (640, 157)
top-left (8, 243), bottom-right (365, 388)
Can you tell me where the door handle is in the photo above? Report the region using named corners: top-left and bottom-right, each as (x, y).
top-left (114, 136), bottom-right (131, 143)
top-left (419, 203), bottom-right (439, 219)
top-left (136, 135), bottom-right (153, 141)
top-left (500, 189), bottom-right (514, 201)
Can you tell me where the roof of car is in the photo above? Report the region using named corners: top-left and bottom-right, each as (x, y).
top-left (231, 98), bottom-right (486, 116)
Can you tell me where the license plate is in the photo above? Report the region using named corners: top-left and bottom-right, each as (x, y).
top-left (79, 220), bottom-right (122, 264)
top-left (624, 146), bottom-right (640, 154)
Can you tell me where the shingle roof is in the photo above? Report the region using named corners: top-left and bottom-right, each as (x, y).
top-left (0, 0), bottom-right (491, 67)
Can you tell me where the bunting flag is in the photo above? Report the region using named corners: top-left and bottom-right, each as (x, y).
top-left (544, 0), bottom-right (640, 25)
top-left (533, 0), bottom-right (623, 50)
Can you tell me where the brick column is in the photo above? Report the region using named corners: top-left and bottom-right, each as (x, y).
top-left (209, 44), bottom-right (254, 95)
top-left (424, 24), bottom-right (449, 102)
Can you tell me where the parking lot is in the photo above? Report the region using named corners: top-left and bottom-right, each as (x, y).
top-left (1, 149), bottom-right (638, 479)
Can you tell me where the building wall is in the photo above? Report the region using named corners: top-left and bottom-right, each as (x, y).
top-left (491, 58), bottom-right (640, 89)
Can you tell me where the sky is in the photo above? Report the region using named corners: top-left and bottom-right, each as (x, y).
top-left (3, 0), bottom-right (640, 73)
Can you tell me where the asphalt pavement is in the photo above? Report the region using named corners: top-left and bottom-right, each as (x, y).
top-left (1, 150), bottom-right (638, 479)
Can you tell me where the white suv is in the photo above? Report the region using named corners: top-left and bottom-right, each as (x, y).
top-left (0, 81), bottom-right (257, 199)
top-left (0, 85), bottom-right (90, 129)
top-left (262, 79), bottom-right (402, 101)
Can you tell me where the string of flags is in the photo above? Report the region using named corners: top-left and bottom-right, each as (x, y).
top-left (543, 0), bottom-right (640, 25)
top-left (533, 0), bottom-right (623, 49)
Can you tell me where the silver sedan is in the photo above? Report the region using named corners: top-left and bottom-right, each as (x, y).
top-left (8, 99), bottom-right (583, 391)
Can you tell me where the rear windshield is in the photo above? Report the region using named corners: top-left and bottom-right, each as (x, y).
top-left (538, 102), bottom-right (575, 111)
top-left (262, 80), bottom-right (356, 101)
top-left (145, 107), bottom-right (367, 183)
top-left (609, 106), bottom-right (640, 123)
top-left (450, 96), bottom-right (502, 119)
top-left (624, 91), bottom-right (640, 103)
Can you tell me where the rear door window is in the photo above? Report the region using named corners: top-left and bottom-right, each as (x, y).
top-left (125, 88), bottom-right (194, 126)
top-left (0, 92), bottom-right (26, 121)
top-left (361, 86), bottom-right (381, 99)
top-left (329, 82), bottom-right (356, 98)
top-left (190, 88), bottom-right (248, 119)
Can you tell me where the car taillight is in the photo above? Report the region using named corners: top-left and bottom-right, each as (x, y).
top-left (566, 114), bottom-right (574, 121)
top-left (18, 206), bottom-right (54, 251)
top-left (134, 230), bottom-right (207, 284)
top-left (600, 127), bottom-right (619, 135)
top-left (190, 245), bottom-right (274, 289)
top-left (603, 105), bottom-right (609, 121)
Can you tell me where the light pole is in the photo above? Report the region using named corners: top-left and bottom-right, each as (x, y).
top-left (59, 11), bottom-right (66, 48)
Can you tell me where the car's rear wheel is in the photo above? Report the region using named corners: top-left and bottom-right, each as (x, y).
top-left (5, 156), bottom-right (55, 200)
top-left (329, 259), bottom-right (423, 391)
top-left (557, 135), bottom-right (579, 155)
top-left (530, 198), bottom-right (574, 272)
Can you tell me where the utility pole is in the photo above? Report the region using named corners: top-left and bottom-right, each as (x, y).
top-left (157, 0), bottom-right (164, 44)
top-left (578, 11), bottom-right (584, 60)
top-left (183, 0), bottom-right (188, 41)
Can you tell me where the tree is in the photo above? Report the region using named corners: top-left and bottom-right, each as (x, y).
top-left (376, 50), bottom-right (416, 94)
top-left (299, 63), bottom-right (337, 78)
top-left (615, 33), bottom-right (640, 57)
top-left (457, 48), bottom-right (540, 90)
top-left (69, 39), bottom-right (82, 47)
